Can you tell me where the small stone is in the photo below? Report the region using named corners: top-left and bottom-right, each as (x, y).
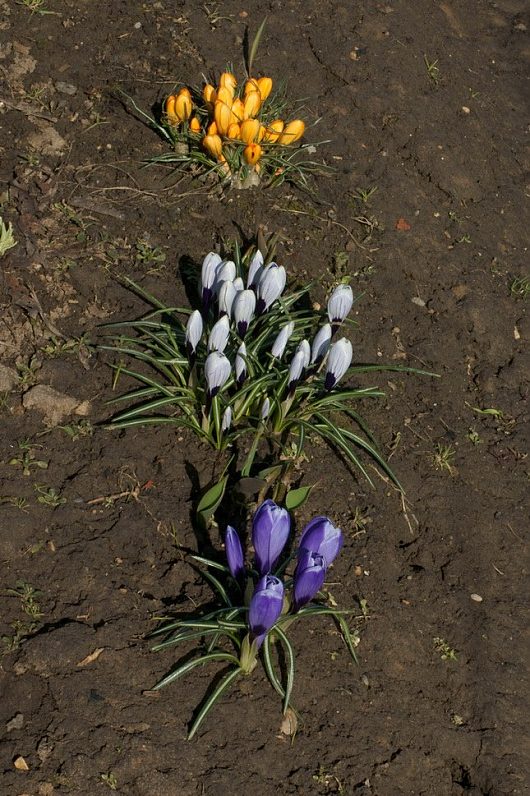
top-left (13, 755), bottom-right (29, 771)
top-left (6, 713), bottom-right (24, 732)
top-left (411, 296), bottom-right (426, 307)
top-left (55, 81), bottom-right (77, 96)
top-left (37, 737), bottom-right (54, 763)
top-left (22, 385), bottom-right (91, 425)
top-left (461, 106), bottom-right (471, 114)
top-left (133, 21), bottom-right (142, 28)
top-left (0, 363), bottom-right (19, 392)
top-left (470, 593), bottom-right (483, 602)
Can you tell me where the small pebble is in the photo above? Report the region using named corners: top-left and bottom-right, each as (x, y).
top-left (461, 106), bottom-right (471, 114)
top-left (134, 21), bottom-right (142, 29)
top-left (470, 593), bottom-right (483, 602)
top-left (55, 81), bottom-right (77, 96)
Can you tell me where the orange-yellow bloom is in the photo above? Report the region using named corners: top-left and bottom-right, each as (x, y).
top-left (278, 119), bottom-right (305, 144)
top-left (243, 143), bottom-right (262, 166)
top-left (202, 134), bottom-right (223, 160)
top-left (202, 84), bottom-right (217, 104)
top-left (262, 119), bottom-right (284, 142)
top-left (175, 88), bottom-right (192, 122)
top-left (227, 122), bottom-right (241, 139)
top-left (243, 90), bottom-right (261, 120)
top-left (232, 97), bottom-right (245, 121)
top-left (240, 118), bottom-right (260, 144)
top-left (214, 99), bottom-right (233, 136)
top-left (257, 77), bottom-right (273, 101)
top-left (165, 95), bottom-right (179, 126)
top-left (189, 116), bottom-right (201, 133)
top-left (257, 124), bottom-right (266, 142)
top-left (216, 86), bottom-right (233, 108)
top-left (219, 72), bottom-right (237, 96)
top-left (244, 78), bottom-right (259, 95)
top-left (207, 121), bottom-right (218, 135)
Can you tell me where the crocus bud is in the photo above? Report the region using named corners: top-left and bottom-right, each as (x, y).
top-left (257, 124), bottom-right (266, 142)
top-left (225, 525), bottom-right (244, 579)
top-left (175, 88), bottom-right (192, 121)
top-left (311, 323), bottom-right (332, 364)
top-left (165, 95), bottom-right (179, 126)
top-left (189, 116), bottom-right (201, 133)
top-left (299, 516), bottom-right (343, 565)
top-left (207, 121), bottom-right (218, 136)
top-left (278, 119), bottom-right (305, 145)
top-left (202, 133), bottom-right (223, 160)
top-left (263, 119), bottom-right (284, 143)
top-left (257, 76), bottom-right (273, 101)
top-left (214, 98), bottom-right (233, 136)
top-left (219, 72), bottom-right (237, 95)
top-left (244, 78), bottom-right (259, 95)
top-left (233, 276), bottom-right (244, 292)
top-left (222, 406), bottom-right (232, 433)
top-left (208, 315), bottom-right (230, 352)
top-left (235, 342), bottom-right (247, 386)
top-left (218, 280), bottom-right (237, 317)
top-left (215, 260), bottom-right (236, 288)
top-left (201, 251), bottom-right (222, 310)
top-left (202, 84), bottom-right (217, 104)
top-left (297, 339), bottom-right (311, 370)
top-left (240, 118), bottom-right (260, 144)
top-left (293, 548), bottom-right (327, 609)
top-left (243, 90), bottom-right (261, 119)
top-left (232, 289), bottom-right (256, 337)
top-left (249, 575), bottom-right (284, 647)
top-left (216, 85), bottom-right (234, 107)
top-left (227, 122), bottom-right (241, 139)
top-left (256, 262), bottom-right (286, 313)
top-left (247, 249), bottom-right (264, 288)
top-left (232, 97), bottom-right (245, 121)
top-left (243, 143), bottom-right (262, 166)
top-left (324, 337), bottom-right (352, 390)
top-left (288, 349), bottom-right (306, 392)
top-left (185, 309), bottom-right (203, 356)
top-left (327, 284), bottom-right (353, 326)
top-left (260, 396), bottom-right (270, 420)
top-left (252, 499), bottom-right (291, 576)
top-left (271, 321), bottom-right (294, 359)
top-left (204, 351), bottom-right (231, 397)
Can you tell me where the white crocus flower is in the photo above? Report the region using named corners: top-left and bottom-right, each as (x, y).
top-left (233, 276), bottom-right (244, 292)
top-left (260, 397), bottom-right (270, 420)
top-left (218, 280), bottom-right (237, 317)
top-left (256, 263), bottom-right (286, 313)
top-left (327, 284), bottom-right (353, 326)
top-left (271, 321), bottom-right (294, 360)
top-left (208, 315), bottom-right (230, 352)
top-left (204, 351), bottom-right (231, 397)
top-left (221, 406), bottom-right (232, 432)
top-left (201, 252), bottom-right (222, 308)
top-left (185, 310), bottom-right (203, 356)
top-left (247, 249), bottom-right (264, 288)
top-left (232, 289), bottom-right (256, 337)
top-left (297, 339), bottom-right (310, 370)
top-left (311, 323), bottom-right (332, 364)
top-left (288, 349), bottom-right (306, 392)
top-left (235, 342), bottom-right (247, 386)
top-left (324, 338), bottom-right (353, 390)
top-left (215, 260), bottom-right (236, 292)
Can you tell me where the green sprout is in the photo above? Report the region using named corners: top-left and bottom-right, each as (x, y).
top-left (510, 275), bottom-right (530, 299)
top-left (0, 216), bottom-right (17, 256)
top-left (102, 233), bottom-right (435, 515)
top-left (34, 484), bottom-right (66, 507)
top-left (433, 637), bottom-right (458, 661)
top-left (8, 439), bottom-right (48, 476)
top-left (432, 443), bottom-right (456, 475)
top-left (424, 55), bottom-right (440, 85)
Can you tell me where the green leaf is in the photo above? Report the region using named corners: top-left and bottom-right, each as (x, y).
top-left (196, 474), bottom-right (228, 523)
top-left (152, 651), bottom-right (239, 691)
top-left (274, 626), bottom-right (295, 714)
top-left (335, 614), bottom-right (359, 664)
top-left (187, 667), bottom-right (241, 740)
top-left (285, 484), bottom-right (313, 511)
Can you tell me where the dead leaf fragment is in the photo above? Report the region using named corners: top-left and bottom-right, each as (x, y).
top-left (395, 217), bottom-right (411, 231)
top-left (76, 647), bottom-right (104, 667)
top-left (14, 755), bottom-right (30, 771)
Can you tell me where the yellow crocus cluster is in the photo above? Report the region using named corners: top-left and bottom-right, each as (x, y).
top-left (164, 72), bottom-right (306, 178)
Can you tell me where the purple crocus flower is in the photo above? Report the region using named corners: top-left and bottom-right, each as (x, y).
top-left (225, 525), bottom-right (244, 580)
top-left (298, 516), bottom-right (343, 566)
top-left (293, 548), bottom-right (327, 609)
top-left (248, 574), bottom-right (284, 647)
top-left (252, 499), bottom-right (290, 575)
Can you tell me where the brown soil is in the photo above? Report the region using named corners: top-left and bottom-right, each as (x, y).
top-left (1, 1), bottom-right (528, 794)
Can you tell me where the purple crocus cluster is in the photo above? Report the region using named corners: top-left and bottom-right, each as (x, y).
top-left (225, 500), bottom-right (343, 647)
